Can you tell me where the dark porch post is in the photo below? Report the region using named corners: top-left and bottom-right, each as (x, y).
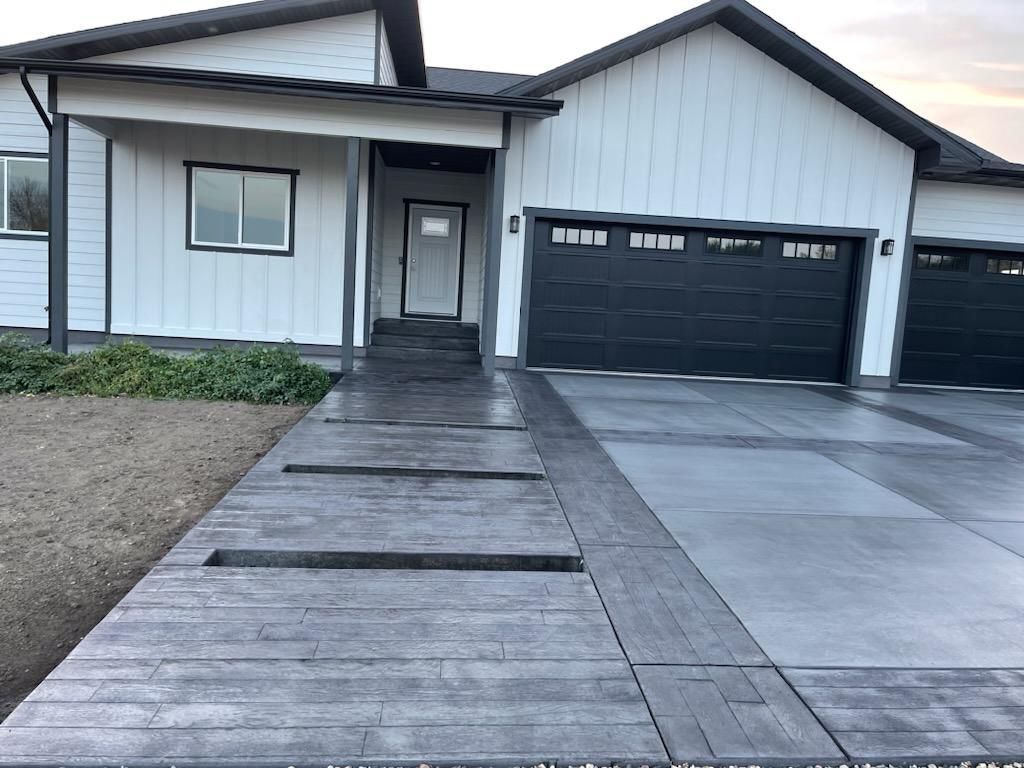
top-left (341, 137), bottom-right (361, 372)
top-left (481, 146), bottom-right (507, 375)
top-left (48, 110), bottom-right (70, 354)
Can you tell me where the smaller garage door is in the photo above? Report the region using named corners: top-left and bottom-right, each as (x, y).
top-left (526, 219), bottom-right (859, 382)
top-left (901, 247), bottom-right (1024, 388)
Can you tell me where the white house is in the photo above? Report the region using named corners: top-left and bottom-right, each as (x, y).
top-left (0, 0), bottom-right (1022, 388)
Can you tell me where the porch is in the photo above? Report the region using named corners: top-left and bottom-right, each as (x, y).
top-left (7, 58), bottom-right (561, 373)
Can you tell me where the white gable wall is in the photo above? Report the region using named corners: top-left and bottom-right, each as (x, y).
top-left (378, 23), bottom-right (398, 86)
top-left (91, 11), bottom-right (379, 83)
top-left (497, 23), bottom-right (917, 378)
top-left (0, 74), bottom-right (107, 332)
top-left (913, 180), bottom-right (1024, 245)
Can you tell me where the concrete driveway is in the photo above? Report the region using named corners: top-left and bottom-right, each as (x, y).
top-left (548, 373), bottom-right (1024, 670)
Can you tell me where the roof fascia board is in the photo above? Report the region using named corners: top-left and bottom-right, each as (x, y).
top-left (2, 58), bottom-right (561, 118)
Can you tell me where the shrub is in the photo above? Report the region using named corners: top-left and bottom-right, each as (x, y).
top-left (0, 335), bottom-right (330, 405)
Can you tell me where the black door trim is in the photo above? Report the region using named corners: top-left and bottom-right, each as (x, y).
top-left (516, 207), bottom-right (879, 386)
top-left (399, 198), bottom-right (470, 322)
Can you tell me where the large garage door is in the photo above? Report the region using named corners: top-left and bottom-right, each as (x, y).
top-left (526, 219), bottom-right (858, 382)
top-left (901, 247), bottom-right (1024, 388)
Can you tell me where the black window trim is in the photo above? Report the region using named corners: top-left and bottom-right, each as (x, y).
top-left (913, 249), bottom-right (971, 273)
top-left (986, 255), bottom-right (1024, 277)
top-left (184, 160), bottom-right (299, 257)
top-left (549, 223), bottom-right (610, 248)
top-left (627, 228), bottom-right (688, 252)
top-left (1, 150), bottom-right (49, 240)
top-left (782, 239), bottom-right (840, 262)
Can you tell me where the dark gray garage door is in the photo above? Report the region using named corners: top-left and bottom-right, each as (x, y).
top-left (526, 219), bottom-right (857, 382)
top-left (901, 247), bottom-right (1024, 388)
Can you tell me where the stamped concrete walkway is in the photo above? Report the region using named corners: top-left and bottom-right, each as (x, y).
top-left (2, 359), bottom-right (1021, 766)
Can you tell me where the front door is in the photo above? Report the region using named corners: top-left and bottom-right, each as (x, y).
top-left (404, 204), bottom-right (463, 318)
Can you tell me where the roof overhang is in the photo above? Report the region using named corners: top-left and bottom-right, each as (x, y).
top-left (0, 0), bottom-right (428, 87)
top-left (502, 0), bottom-right (950, 156)
top-left (3, 59), bottom-right (563, 120)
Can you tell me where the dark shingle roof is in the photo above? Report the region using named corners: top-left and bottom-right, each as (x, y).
top-left (426, 66), bottom-right (531, 94)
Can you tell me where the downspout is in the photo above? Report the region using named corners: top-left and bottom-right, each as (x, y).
top-left (19, 67), bottom-right (55, 345)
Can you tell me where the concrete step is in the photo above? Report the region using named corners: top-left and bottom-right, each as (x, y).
top-left (371, 333), bottom-right (479, 351)
top-left (366, 345), bottom-right (481, 364)
top-left (373, 318), bottom-right (479, 340)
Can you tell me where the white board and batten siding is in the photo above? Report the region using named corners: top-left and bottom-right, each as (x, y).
top-left (91, 11), bottom-right (379, 84)
top-left (913, 181), bottom-right (1024, 246)
top-left (377, 23), bottom-right (399, 86)
top-left (110, 123), bottom-right (349, 345)
top-left (0, 74), bottom-right (106, 332)
top-left (378, 166), bottom-right (486, 324)
top-left (497, 22), bottom-right (916, 377)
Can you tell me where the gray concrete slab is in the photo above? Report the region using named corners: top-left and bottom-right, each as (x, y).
top-left (547, 373), bottom-right (714, 402)
top-left (852, 389), bottom-right (1023, 416)
top-left (729, 403), bottom-right (965, 444)
top-left (682, 380), bottom-right (853, 409)
top-left (833, 453), bottom-right (1024, 522)
top-left (602, 442), bottom-right (939, 518)
top-left (564, 396), bottom-right (781, 436)
top-left (925, 411), bottom-right (1024, 447)
top-left (662, 510), bottom-right (1024, 668)
top-left (961, 521), bottom-right (1024, 558)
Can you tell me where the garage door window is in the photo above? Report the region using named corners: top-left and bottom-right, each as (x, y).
top-left (707, 235), bottom-right (762, 256)
top-left (783, 242), bottom-right (837, 261)
top-left (551, 226), bottom-right (608, 247)
top-left (986, 257), bottom-right (1024, 276)
top-left (629, 231), bottom-right (686, 251)
top-left (915, 252), bottom-right (968, 271)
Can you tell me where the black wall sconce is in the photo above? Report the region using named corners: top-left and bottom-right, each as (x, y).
top-left (881, 238), bottom-right (895, 256)
top-left (509, 215), bottom-right (521, 234)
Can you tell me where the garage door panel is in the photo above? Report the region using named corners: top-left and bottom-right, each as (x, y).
top-left (609, 257), bottom-right (688, 285)
top-left (619, 314), bottom-right (685, 342)
top-left (615, 285), bottom-right (687, 313)
top-left (532, 281), bottom-right (608, 310)
top-left (901, 246), bottom-right (1024, 388)
top-left (695, 288), bottom-right (761, 318)
top-left (534, 252), bottom-right (610, 281)
top-left (530, 308), bottom-right (608, 338)
top-left (528, 219), bottom-right (856, 382)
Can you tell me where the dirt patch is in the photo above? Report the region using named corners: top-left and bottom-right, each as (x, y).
top-left (0, 395), bottom-right (306, 720)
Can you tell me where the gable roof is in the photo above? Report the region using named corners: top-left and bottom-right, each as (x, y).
top-left (502, 0), bottom-right (948, 154)
top-left (502, 0), bottom-right (1024, 187)
top-left (0, 0), bottom-right (427, 87)
top-left (426, 67), bottom-right (530, 95)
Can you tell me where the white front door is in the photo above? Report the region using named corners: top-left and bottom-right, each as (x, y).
top-left (404, 204), bottom-right (463, 317)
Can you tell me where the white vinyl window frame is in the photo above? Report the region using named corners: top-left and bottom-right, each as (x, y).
top-left (1, 154), bottom-right (49, 238)
top-left (185, 162), bottom-right (299, 256)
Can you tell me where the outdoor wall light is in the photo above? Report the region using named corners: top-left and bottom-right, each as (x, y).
top-left (509, 215), bottom-right (521, 234)
top-left (881, 238), bottom-right (895, 256)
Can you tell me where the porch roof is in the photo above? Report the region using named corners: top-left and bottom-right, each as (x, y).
top-left (1, 58), bottom-right (563, 120)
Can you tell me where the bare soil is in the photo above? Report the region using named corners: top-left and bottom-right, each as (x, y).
top-left (0, 395), bottom-right (306, 720)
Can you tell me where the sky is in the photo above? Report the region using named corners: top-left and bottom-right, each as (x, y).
top-left (1, 0), bottom-right (1021, 161)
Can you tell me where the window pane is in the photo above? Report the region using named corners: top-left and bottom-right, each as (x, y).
top-left (783, 242), bottom-right (796, 259)
top-left (670, 235), bottom-right (685, 251)
top-left (629, 232), bottom-right (643, 248)
top-left (551, 227), bottom-right (566, 244)
top-left (747, 239), bottom-right (761, 254)
top-left (707, 236), bottom-right (721, 252)
top-left (579, 228), bottom-right (594, 246)
top-left (824, 244), bottom-right (837, 260)
top-left (796, 242), bottom-right (811, 259)
top-left (594, 230), bottom-right (608, 247)
top-left (194, 170), bottom-right (241, 245)
top-left (643, 233), bottom-right (657, 249)
top-left (7, 159), bottom-right (48, 232)
top-left (420, 216), bottom-right (450, 237)
top-left (566, 228), bottom-right (580, 245)
top-left (656, 233), bottom-right (670, 250)
top-left (810, 244), bottom-right (824, 260)
top-left (242, 175), bottom-right (289, 247)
